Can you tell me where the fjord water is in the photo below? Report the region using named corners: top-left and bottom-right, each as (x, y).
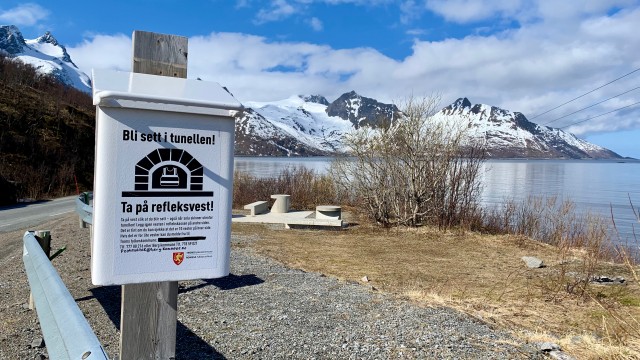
top-left (234, 157), bottom-right (640, 243)
top-left (480, 160), bottom-right (639, 244)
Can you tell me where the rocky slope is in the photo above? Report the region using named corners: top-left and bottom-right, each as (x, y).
top-left (0, 52), bottom-right (95, 201)
top-left (326, 90), bottom-right (401, 129)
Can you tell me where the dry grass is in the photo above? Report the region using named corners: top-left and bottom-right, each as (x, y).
top-left (233, 168), bottom-right (340, 211)
top-left (233, 218), bottom-right (640, 359)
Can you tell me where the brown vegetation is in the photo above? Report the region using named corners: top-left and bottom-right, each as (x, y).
top-left (232, 164), bottom-right (640, 358)
top-left (233, 167), bottom-right (339, 210)
top-left (238, 209), bottom-right (640, 359)
top-left (0, 54), bottom-right (95, 200)
top-left (331, 95), bottom-right (486, 228)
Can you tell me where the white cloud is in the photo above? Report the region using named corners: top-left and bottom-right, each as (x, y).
top-left (400, 0), bottom-right (423, 24)
top-left (421, 0), bottom-right (638, 26)
top-left (424, 0), bottom-right (523, 23)
top-left (235, 0), bottom-right (252, 8)
top-left (308, 17), bottom-right (323, 31)
top-left (405, 28), bottom-right (427, 36)
top-left (251, 0), bottom-right (394, 24)
top-left (254, 0), bottom-right (299, 24)
top-left (67, 33), bottom-right (132, 73)
top-left (0, 3), bottom-right (49, 27)
top-left (68, 4), bottom-right (640, 141)
top-left (299, 0), bottom-right (393, 5)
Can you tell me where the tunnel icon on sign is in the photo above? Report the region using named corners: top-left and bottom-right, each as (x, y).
top-left (121, 148), bottom-right (214, 198)
top-left (158, 166), bottom-right (183, 188)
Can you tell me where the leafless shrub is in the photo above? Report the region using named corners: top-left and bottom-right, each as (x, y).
top-left (233, 167), bottom-right (338, 210)
top-left (477, 196), bottom-right (611, 249)
top-left (331, 95), bottom-right (486, 228)
top-left (474, 195), bottom-right (619, 302)
top-left (53, 162), bottom-right (76, 196)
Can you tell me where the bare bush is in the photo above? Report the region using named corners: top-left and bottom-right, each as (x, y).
top-left (233, 167), bottom-right (338, 210)
top-left (477, 196), bottom-right (612, 249)
top-left (331, 95), bottom-right (486, 228)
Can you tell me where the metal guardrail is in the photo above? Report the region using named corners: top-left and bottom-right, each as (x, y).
top-left (76, 192), bottom-right (93, 225)
top-left (22, 231), bottom-right (108, 360)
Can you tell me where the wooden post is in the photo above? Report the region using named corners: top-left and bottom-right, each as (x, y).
top-left (132, 31), bottom-right (188, 78)
top-left (35, 230), bottom-right (51, 257)
top-left (119, 30), bottom-right (188, 360)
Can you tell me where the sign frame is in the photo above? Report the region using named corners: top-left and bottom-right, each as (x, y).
top-left (91, 69), bottom-right (242, 285)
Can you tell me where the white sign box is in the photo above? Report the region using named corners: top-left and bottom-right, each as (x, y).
top-left (91, 69), bottom-right (242, 285)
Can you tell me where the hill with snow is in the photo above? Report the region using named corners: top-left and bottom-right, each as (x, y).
top-left (0, 25), bottom-right (91, 93)
top-left (432, 98), bottom-right (620, 159)
top-left (235, 94), bottom-right (621, 159)
top-left (235, 92), bottom-right (399, 156)
top-left (0, 24), bottom-right (620, 159)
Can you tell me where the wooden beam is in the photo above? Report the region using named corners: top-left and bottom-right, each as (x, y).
top-left (119, 30), bottom-right (186, 360)
top-left (120, 282), bottom-right (178, 358)
top-left (132, 30), bottom-right (188, 78)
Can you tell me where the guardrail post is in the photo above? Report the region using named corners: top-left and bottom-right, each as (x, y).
top-left (28, 230), bottom-right (51, 310)
top-left (35, 230), bottom-right (51, 256)
top-left (79, 192), bottom-right (90, 228)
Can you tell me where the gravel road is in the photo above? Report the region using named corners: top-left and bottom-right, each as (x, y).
top-left (0, 215), bottom-right (542, 359)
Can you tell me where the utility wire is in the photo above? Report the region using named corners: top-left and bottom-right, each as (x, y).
top-left (559, 100), bottom-right (640, 129)
top-left (542, 86), bottom-right (640, 126)
top-left (530, 67), bottom-right (640, 120)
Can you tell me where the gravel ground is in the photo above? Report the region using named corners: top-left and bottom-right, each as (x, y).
top-left (0, 214), bottom-right (543, 359)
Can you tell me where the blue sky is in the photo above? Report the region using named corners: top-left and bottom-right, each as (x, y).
top-left (2, 0), bottom-right (640, 158)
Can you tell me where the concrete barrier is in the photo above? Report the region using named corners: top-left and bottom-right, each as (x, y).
top-left (316, 205), bottom-right (342, 220)
top-left (270, 194), bottom-right (291, 213)
top-left (243, 201), bottom-right (269, 216)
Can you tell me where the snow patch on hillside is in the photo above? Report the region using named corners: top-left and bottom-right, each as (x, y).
top-left (0, 26), bottom-right (91, 93)
top-left (431, 98), bottom-right (615, 158)
top-left (244, 95), bottom-right (353, 152)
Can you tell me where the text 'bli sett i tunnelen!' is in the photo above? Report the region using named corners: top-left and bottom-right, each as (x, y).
top-left (122, 130), bottom-right (215, 145)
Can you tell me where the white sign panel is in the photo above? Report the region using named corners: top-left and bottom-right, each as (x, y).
top-left (91, 70), bottom-right (241, 285)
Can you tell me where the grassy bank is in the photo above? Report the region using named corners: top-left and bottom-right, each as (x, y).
top-left (235, 220), bottom-right (640, 359)
top-left (232, 169), bottom-right (640, 358)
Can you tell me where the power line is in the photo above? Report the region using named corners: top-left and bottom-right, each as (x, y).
top-left (558, 100), bottom-right (640, 129)
top-left (542, 86), bottom-right (640, 126)
top-left (530, 66), bottom-right (640, 120)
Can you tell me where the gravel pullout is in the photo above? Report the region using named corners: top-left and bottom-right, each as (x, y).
top-left (0, 215), bottom-right (541, 359)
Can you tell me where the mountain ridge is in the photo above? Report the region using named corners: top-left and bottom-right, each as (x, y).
top-left (0, 25), bottom-right (91, 93)
top-left (237, 93), bottom-right (622, 159)
top-left (434, 97), bottom-right (620, 159)
top-left (0, 24), bottom-right (622, 159)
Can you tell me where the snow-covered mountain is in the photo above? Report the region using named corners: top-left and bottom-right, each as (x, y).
top-left (235, 92), bottom-right (398, 156)
top-left (235, 95), bottom-right (621, 159)
top-left (0, 25), bottom-right (91, 93)
top-left (0, 25), bottom-right (620, 159)
top-left (432, 98), bottom-right (620, 159)
top-left (326, 90), bottom-right (401, 129)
